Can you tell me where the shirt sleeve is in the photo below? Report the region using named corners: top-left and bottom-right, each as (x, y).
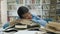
top-left (32, 15), bottom-right (47, 27)
top-left (3, 16), bottom-right (20, 29)
top-left (3, 22), bottom-right (10, 29)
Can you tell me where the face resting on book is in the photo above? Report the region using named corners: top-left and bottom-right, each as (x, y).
top-left (22, 12), bottom-right (32, 19)
top-left (17, 6), bottom-right (32, 19)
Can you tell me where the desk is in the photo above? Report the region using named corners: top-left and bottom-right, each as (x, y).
top-left (3, 30), bottom-right (46, 34)
top-left (13, 26), bottom-right (46, 34)
top-left (4, 32), bottom-right (15, 34)
top-left (14, 31), bottom-right (46, 34)
top-left (2, 26), bottom-right (46, 34)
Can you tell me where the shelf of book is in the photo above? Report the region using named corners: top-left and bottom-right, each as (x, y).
top-left (7, 0), bottom-right (60, 21)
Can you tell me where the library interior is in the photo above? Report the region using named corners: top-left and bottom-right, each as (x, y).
top-left (0, 0), bottom-right (60, 34)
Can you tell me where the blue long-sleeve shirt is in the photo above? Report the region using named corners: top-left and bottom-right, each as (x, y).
top-left (32, 15), bottom-right (47, 26)
top-left (3, 15), bottom-right (47, 29)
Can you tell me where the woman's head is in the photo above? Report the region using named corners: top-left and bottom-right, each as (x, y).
top-left (17, 6), bottom-right (32, 19)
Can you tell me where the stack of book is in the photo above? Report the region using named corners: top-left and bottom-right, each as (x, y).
top-left (15, 19), bottom-right (40, 30)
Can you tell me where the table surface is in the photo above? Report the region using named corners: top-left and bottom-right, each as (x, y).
top-left (0, 26), bottom-right (46, 34)
top-left (4, 31), bottom-right (46, 34)
top-left (1, 26), bottom-right (60, 34)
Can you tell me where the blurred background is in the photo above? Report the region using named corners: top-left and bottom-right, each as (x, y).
top-left (0, 0), bottom-right (60, 27)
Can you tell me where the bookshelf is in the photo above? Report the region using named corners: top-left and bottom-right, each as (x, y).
top-left (6, 0), bottom-right (60, 22)
top-left (7, 0), bottom-right (18, 22)
top-left (7, 0), bottom-right (56, 22)
top-left (7, 0), bottom-right (43, 22)
top-left (42, 0), bottom-right (60, 21)
top-left (49, 0), bottom-right (57, 21)
top-left (49, 0), bottom-right (60, 21)
top-left (42, 0), bottom-right (50, 18)
top-left (56, 0), bottom-right (60, 20)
